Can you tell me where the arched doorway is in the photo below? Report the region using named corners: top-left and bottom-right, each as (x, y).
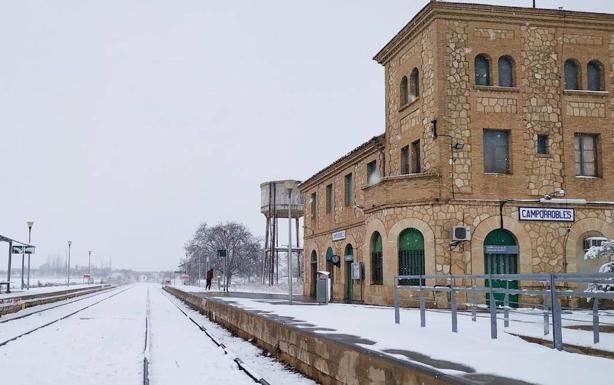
top-left (310, 250), bottom-right (318, 297)
top-left (344, 244), bottom-right (354, 302)
top-left (326, 247), bottom-right (334, 300)
top-left (484, 229), bottom-right (519, 307)
top-left (398, 228), bottom-right (425, 285)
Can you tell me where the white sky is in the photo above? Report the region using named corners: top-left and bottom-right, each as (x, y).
top-left (1, 0), bottom-right (613, 271)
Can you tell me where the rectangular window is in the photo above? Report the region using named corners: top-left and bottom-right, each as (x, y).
top-left (401, 145), bottom-right (410, 174)
top-left (325, 184), bottom-right (333, 214)
top-left (575, 134), bottom-right (598, 177)
top-left (411, 140), bottom-right (421, 173)
top-left (310, 192), bottom-right (316, 219)
top-left (344, 173), bottom-right (353, 206)
top-left (367, 160), bottom-right (377, 185)
top-left (483, 129), bottom-right (510, 174)
top-left (537, 134), bottom-right (549, 155)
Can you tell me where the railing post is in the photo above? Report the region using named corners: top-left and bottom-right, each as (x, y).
top-left (450, 284), bottom-right (458, 333)
top-left (592, 297), bottom-right (600, 344)
top-left (489, 274), bottom-right (497, 339)
top-left (504, 279), bottom-right (510, 328)
top-left (419, 276), bottom-right (425, 327)
top-left (471, 281), bottom-right (477, 322)
top-left (543, 293), bottom-right (549, 336)
top-left (550, 274), bottom-right (563, 350)
top-left (393, 277), bottom-right (400, 324)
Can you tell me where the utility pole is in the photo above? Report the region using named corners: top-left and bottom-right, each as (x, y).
top-left (88, 250), bottom-right (92, 283)
top-left (198, 251), bottom-right (201, 287)
top-left (27, 221), bottom-right (33, 290)
top-left (67, 241), bottom-right (72, 287)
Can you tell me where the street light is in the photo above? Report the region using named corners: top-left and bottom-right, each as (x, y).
top-left (67, 241), bottom-right (72, 287)
top-left (284, 180), bottom-right (298, 305)
top-left (26, 221), bottom-right (34, 290)
top-left (221, 224), bottom-right (229, 292)
top-left (88, 250), bottom-right (92, 283)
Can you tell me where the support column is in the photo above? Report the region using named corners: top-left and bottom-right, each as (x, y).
top-left (7, 240), bottom-right (12, 293)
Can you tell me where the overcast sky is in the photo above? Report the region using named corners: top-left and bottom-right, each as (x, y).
top-left (1, 0), bottom-right (612, 271)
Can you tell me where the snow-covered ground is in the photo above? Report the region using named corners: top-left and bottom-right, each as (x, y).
top-left (0, 283), bottom-right (98, 300)
top-left (178, 278), bottom-right (304, 295)
top-left (209, 296), bottom-right (613, 385)
top-left (0, 284), bottom-right (313, 385)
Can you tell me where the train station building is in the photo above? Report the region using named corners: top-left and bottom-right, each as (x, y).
top-left (299, 1), bottom-right (614, 305)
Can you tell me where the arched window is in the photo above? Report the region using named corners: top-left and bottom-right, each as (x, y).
top-left (498, 56), bottom-right (514, 87)
top-left (587, 60), bottom-right (604, 91)
top-left (371, 232), bottom-right (383, 285)
top-left (564, 59), bottom-right (580, 90)
top-left (410, 68), bottom-right (420, 97)
top-left (325, 247), bottom-right (334, 300)
top-left (400, 76), bottom-right (409, 105)
top-left (398, 228), bottom-right (425, 286)
top-left (475, 54), bottom-right (491, 86)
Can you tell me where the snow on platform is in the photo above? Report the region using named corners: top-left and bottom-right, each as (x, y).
top-left (0, 283), bottom-right (95, 300)
top-left (192, 292), bottom-right (612, 385)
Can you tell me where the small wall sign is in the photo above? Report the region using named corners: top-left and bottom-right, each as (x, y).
top-left (332, 230), bottom-right (346, 241)
top-left (485, 245), bottom-right (519, 254)
top-left (519, 207), bottom-right (575, 222)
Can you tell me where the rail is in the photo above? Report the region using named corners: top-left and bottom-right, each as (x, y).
top-left (392, 272), bottom-right (614, 351)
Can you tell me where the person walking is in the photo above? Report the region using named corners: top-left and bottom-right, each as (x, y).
top-left (205, 269), bottom-right (213, 290)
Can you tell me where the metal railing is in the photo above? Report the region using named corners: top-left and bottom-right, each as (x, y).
top-left (392, 273), bottom-right (614, 350)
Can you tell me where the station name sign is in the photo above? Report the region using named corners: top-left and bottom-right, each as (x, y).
top-left (519, 207), bottom-right (575, 222)
top-left (332, 230), bottom-right (346, 242)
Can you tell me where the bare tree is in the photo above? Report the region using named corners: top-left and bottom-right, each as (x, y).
top-left (185, 222), bottom-right (261, 286)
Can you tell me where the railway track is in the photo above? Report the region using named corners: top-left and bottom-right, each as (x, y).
top-left (143, 286), bottom-right (151, 385)
top-left (159, 289), bottom-right (271, 385)
top-left (0, 286), bottom-right (115, 324)
top-left (0, 286), bottom-right (131, 348)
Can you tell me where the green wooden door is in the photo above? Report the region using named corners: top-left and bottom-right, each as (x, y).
top-left (398, 229), bottom-right (425, 286)
top-left (484, 229), bottom-right (519, 308)
top-left (371, 232), bottom-right (383, 284)
top-left (310, 251), bottom-right (318, 297)
top-left (345, 244), bottom-right (353, 302)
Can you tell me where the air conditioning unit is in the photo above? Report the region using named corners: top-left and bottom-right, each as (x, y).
top-left (584, 237), bottom-right (607, 251)
top-left (450, 226), bottom-right (471, 241)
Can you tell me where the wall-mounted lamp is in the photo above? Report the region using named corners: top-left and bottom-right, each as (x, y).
top-left (452, 142), bottom-right (464, 151)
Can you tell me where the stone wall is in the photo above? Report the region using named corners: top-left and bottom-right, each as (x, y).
top-left (306, 201), bottom-right (614, 306)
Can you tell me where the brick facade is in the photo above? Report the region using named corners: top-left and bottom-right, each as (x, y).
top-left (299, 2), bottom-right (614, 305)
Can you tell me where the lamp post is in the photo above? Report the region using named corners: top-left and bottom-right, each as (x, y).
top-left (26, 221), bottom-right (33, 290)
top-left (67, 241), bottom-right (72, 287)
top-left (222, 225), bottom-right (228, 292)
top-left (88, 250), bottom-right (92, 283)
top-left (284, 180), bottom-right (298, 305)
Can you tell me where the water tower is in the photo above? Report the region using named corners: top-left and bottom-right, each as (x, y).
top-left (260, 180), bottom-right (304, 285)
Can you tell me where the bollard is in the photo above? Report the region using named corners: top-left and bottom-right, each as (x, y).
top-left (451, 285), bottom-right (458, 333)
top-left (419, 277), bottom-right (425, 327)
top-left (504, 280), bottom-right (510, 328)
top-left (550, 274), bottom-right (563, 350)
top-left (393, 278), bottom-right (400, 324)
top-left (471, 284), bottom-right (477, 322)
top-left (543, 293), bottom-right (549, 336)
top-left (592, 298), bottom-right (600, 344)
top-left (489, 275), bottom-right (497, 339)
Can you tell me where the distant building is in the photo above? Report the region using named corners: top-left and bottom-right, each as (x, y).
top-left (299, 1), bottom-right (614, 305)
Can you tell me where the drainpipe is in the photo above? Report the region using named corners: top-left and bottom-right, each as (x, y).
top-left (499, 200), bottom-right (508, 229)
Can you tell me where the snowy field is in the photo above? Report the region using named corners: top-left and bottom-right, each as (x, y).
top-left (209, 296), bottom-right (613, 385)
top-left (0, 283), bottom-right (313, 385)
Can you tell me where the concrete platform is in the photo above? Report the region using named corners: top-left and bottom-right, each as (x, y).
top-left (169, 288), bottom-right (535, 385)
